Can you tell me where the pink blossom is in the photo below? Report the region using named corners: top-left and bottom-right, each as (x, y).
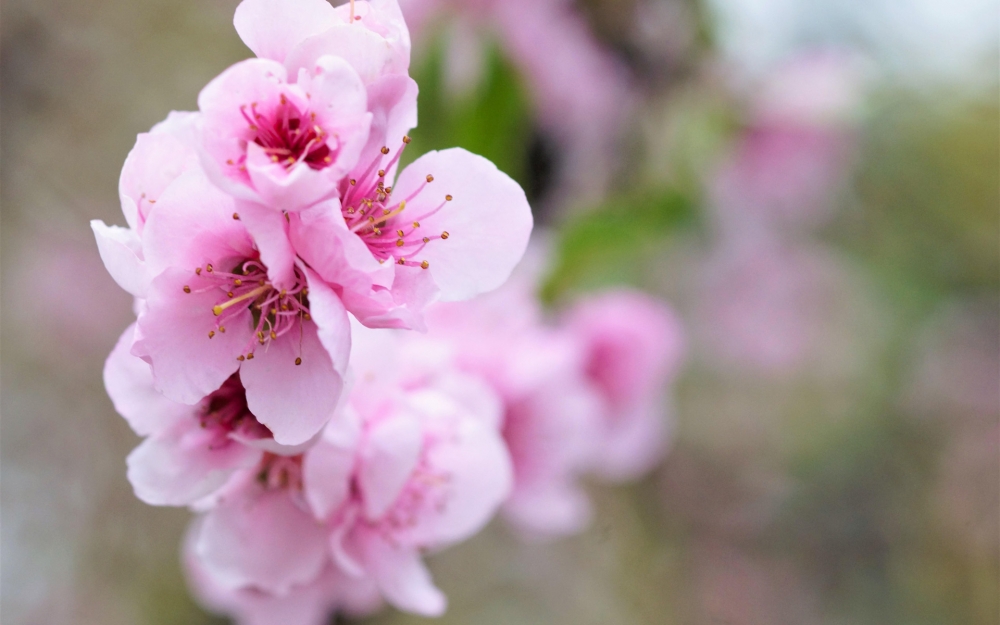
top-left (234, 0), bottom-right (411, 84)
top-left (104, 324), bottom-right (314, 506)
top-left (291, 140), bottom-right (533, 329)
top-left (563, 289), bottom-right (685, 481)
top-left (418, 268), bottom-right (603, 538)
top-left (197, 54), bottom-right (371, 212)
top-left (302, 323), bottom-right (513, 616)
top-left (92, 111), bottom-right (201, 299)
top-left (125, 168), bottom-right (351, 445)
top-left (185, 544), bottom-right (382, 625)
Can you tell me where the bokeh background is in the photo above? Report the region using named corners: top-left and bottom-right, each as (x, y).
top-left (2, 0), bottom-right (997, 623)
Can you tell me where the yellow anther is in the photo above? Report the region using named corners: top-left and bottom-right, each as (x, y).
top-left (270, 330), bottom-right (277, 340)
top-left (413, 221), bottom-right (420, 228)
top-left (206, 264), bottom-right (214, 272)
top-left (195, 267), bottom-right (202, 275)
top-left (396, 229), bottom-right (404, 237)
top-left (420, 260), bottom-right (429, 269)
top-left (212, 285), bottom-right (270, 316)
top-left (237, 355), bottom-right (245, 361)
top-left (208, 330), bottom-right (215, 339)
top-left (381, 146), bottom-right (390, 155)
top-left (246, 352), bottom-right (254, 360)
top-left (441, 231), bottom-right (450, 239)
top-left (426, 174), bottom-right (434, 183)
top-left (397, 257), bottom-right (406, 265)
top-left (396, 239), bottom-right (404, 247)
top-left (234, 279), bottom-right (243, 286)
top-left (378, 169), bottom-right (385, 177)
top-left (227, 291), bottom-right (234, 298)
top-left (423, 237), bottom-right (429, 243)
top-left (402, 135), bottom-right (411, 144)
top-left (219, 326), bottom-right (226, 333)
top-left (445, 194), bottom-right (453, 201)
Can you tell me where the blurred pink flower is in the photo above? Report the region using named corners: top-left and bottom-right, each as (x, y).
top-left (711, 50), bottom-right (864, 235)
top-left (126, 168), bottom-right (351, 445)
top-left (291, 145), bottom-right (533, 329)
top-left (104, 325), bottom-right (317, 506)
top-left (303, 323), bottom-right (513, 616)
top-left (564, 289), bottom-right (685, 481)
top-left (694, 235), bottom-right (871, 376)
top-left (234, 0), bottom-right (411, 84)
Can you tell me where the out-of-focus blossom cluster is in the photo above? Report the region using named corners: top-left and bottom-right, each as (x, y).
top-left (88, 1), bottom-right (683, 622)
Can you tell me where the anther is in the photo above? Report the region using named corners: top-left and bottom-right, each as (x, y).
top-left (413, 221), bottom-right (420, 228)
top-left (381, 146), bottom-right (390, 155)
top-left (445, 194), bottom-right (453, 201)
top-left (233, 212), bottom-right (240, 220)
top-left (237, 355), bottom-right (245, 361)
top-left (350, 179), bottom-right (356, 185)
top-left (423, 237), bottom-right (430, 243)
top-left (396, 239), bottom-right (404, 247)
top-left (206, 264), bottom-right (214, 272)
top-left (227, 291), bottom-right (234, 298)
top-left (208, 330), bottom-right (215, 339)
top-left (396, 229), bottom-right (404, 237)
top-left (246, 353), bottom-right (254, 360)
top-left (270, 330), bottom-right (277, 340)
top-left (426, 174), bottom-right (434, 183)
top-left (378, 169), bottom-right (386, 178)
top-left (183, 285), bottom-right (191, 293)
top-left (402, 135), bottom-right (411, 144)
top-left (219, 326), bottom-right (226, 333)
top-left (420, 260), bottom-right (429, 269)
top-left (195, 267), bottom-right (202, 275)
top-left (397, 257), bottom-right (406, 265)
top-left (441, 231), bottom-right (450, 239)
top-left (295, 357), bottom-right (302, 366)
top-left (234, 279), bottom-right (243, 286)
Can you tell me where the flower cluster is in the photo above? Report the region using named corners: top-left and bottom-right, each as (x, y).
top-left (92, 1), bottom-right (682, 622)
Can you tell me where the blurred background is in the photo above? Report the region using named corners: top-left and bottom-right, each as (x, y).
top-left (1, 0), bottom-right (997, 623)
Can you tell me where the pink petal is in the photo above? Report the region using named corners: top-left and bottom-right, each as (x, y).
top-left (233, 199), bottom-right (296, 290)
top-left (391, 148), bottom-right (533, 301)
top-left (286, 25), bottom-right (393, 85)
top-left (404, 410), bottom-right (512, 547)
top-left (356, 529), bottom-right (446, 617)
top-left (118, 129), bottom-right (199, 232)
top-left (91, 220), bottom-right (149, 298)
top-left (303, 267), bottom-right (352, 378)
top-left (140, 169), bottom-right (254, 278)
top-left (303, 410), bottom-right (361, 520)
top-left (133, 268), bottom-right (249, 405)
top-left (239, 319), bottom-right (343, 446)
top-left (358, 413), bottom-right (423, 521)
top-left (195, 480), bottom-right (328, 595)
top-left (127, 419), bottom-right (263, 506)
top-left (104, 323), bottom-right (191, 436)
top-left (357, 74), bottom-right (418, 181)
top-left (503, 482), bottom-right (592, 538)
top-left (233, 0), bottom-right (339, 63)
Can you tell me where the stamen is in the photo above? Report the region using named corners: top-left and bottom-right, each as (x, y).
top-left (213, 285), bottom-right (269, 316)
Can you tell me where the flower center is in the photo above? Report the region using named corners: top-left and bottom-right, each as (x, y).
top-left (340, 137), bottom-right (453, 270)
top-left (239, 95), bottom-right (332, 171)
top-left (184, 259), bottom-right (311, 364)
top-left (201, 373), bottom-right (272, 441)
top-left (256, 453), bottom-right (304, 491)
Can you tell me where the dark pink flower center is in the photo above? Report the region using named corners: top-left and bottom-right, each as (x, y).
top-left (340, 138), bottom-right (453, 270)
top-left (184, 259), bottom-right (311, 364)
top-left (237, 95), bottom-right (333, 171)
top-left (201, 373), bottom-right (272, 441)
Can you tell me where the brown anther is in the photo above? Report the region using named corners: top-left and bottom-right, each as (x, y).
top-left (422, 237), bottom-right (430, 243)
top-left (219, 326), bottom-right (226, 333)
top-left (420, 260), bottom-right (429, 269)
top-left (234, 279), bottom-right (243, 286)
top-left (441, 231), bottom-right (450, 239)
top-left (206, 264), bottom-right (214, 272)
top-left (237, 355), bottom-right (245, 361)
top-left (301, 288), bottom-right (308, 295)
top-left (183, 285), bottom-right (191, 293)
top-left (227, 291), bottom-right (234, 298)
top-left (426, 174), bottom-right (434, 183)
top-left (380, 146), bottom-right (390, 155)
top-left (280, 304), bottom-right (289, 311)
top-left (396, 229), bottom-right (404, 237)
top-left (195, 267), bottom-right (202, 275)
top-left (397, 257), bottom-right (406, 265)
top-left (350, 179), bottom-right (356, 185)
top-left (208, 330), bottom-right (215, 339)
top-left (402, 135), bottom-right (411, 144)
top-left (373, 228), bottom-right (382, 236)
top-left (395, 239), bottom-right (404, 247)
top-left (270, 330), bottom-right (277, 340)
top-left (303, 313), bottom-right (311, 320)
top-left (259, 279), bottom-right (266, 286)
top-left (280, 289), bottom-right (287, 297)
top-left (445, 194), bottom-right (453, 201)
top-left (413, 221), bottom-right (420, 228)
top-left (378, 169), bottom-right (386, 177)
top-left (246, 352), bottom-right (254, 360)
top-left (232, 212), bottom-right (240, 220)
top-left (258, 331), bottom-right (265, 340)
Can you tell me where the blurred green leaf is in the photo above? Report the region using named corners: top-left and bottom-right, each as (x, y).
top-left (541, 188), bottom-right (697, 303)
